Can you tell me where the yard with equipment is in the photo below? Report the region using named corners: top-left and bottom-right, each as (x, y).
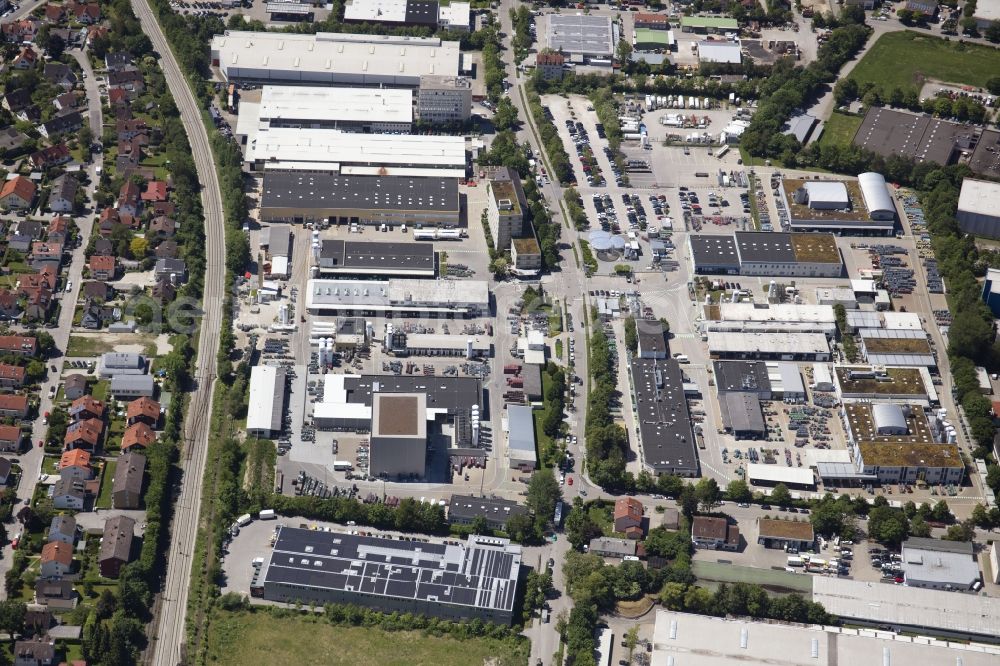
top-left (848, 31), bottom-right (1000, 96)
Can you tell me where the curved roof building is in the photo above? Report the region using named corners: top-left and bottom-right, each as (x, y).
top-left (872, 403), bottom-right (907, 435)
top-left (858, 172), bottom-right (896, 221)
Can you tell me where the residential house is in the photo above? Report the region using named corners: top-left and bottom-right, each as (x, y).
top-left (92, 237), bottom-right (113, 257)
top-left (0, 424), bottom-right (24, 452)
top-left (48, 515), bottom-right (77, 546)
top-left (30, 144), bottom-right (72, 170)
top-left (43, 3), bottom-right (65, 22)
top-left (613, 497), bottom-right (645, 539)
top-left (150, 201), bottom-right (175, 217)
top-left (116, 134), bottom-right (144, 164)
top-left (39, 111), bottom-right (83, 139)
top-left (691, 516), bottom-right (741, 551)
top-left (756, 518), bottom-right (815, 552)
top-left (117, 181), bottom-right (141, 217)
top-left (1, 90), bottom-right (32, 115)
top-left (23, 605), bottom-right (52, 635)
top-left (155, 258), bottom-right (186, 284)
top-left (115, 118), bottom-right (147, 140)
top-left (0, 336), bottom-right (37, 356)
top-left (104, 52), bottom-right (135, 72)
top-left (0, 176), bottom-right (37, 210)
top-left (110, 374), bottom-right (155, 399)
top-left (80, 301), bottom-right (115, 330)
top-left (85, 25), bottom-right (109, 47)
top-left (535, 51), bottom-right (565, 81)
top-left (6, 231), bottom-right (31, 253)
top-left (48, 175), bottom-right (78, 214)
top-left (0, 364), bottom-right (27, 389)
top-left (589, 537), bottom-right (638, 559)
top-left (1, 19), bottom-right (40, 43)
top-left (106, 87), bottom-right (128, 107)
top-left (112, 450), bottom-right (145, 510)
top-left (150, 279), bottom-right (175, 304)
top-left (0, 394), bottom-right (29, 418)
top-left (154, 240), bottom-right (178, 259)
top-left (0, 456), bottom-right (12, 485)
top-left (40, 541), bottom-right (74, 578)
top-left (52, 91), bottom-right (78, 112)
top-left (88, 255), bottom-right (116, 281)
top-left (47, 216), bottom-right (69, 244)
top-left (97, 353), bottom-right (145, 377)
top-left (63, 418), bottom-right (102, 452)
top-left (43, 63), bottom-right (76, 90)
top-left (126, 397), bottom-right (160, 427)
top-left (98, 515), bottom-right (135, 578)
top-left (29, 242), bottom-right (63, 272)
top-left (70, 0), bottom-right (101, 23)
top-left (13, 634), bottom-right (55, 666)
top-left (22, 286), bottom-right (52, 322)
top-left (62, 374), bottom-right (87, 400)
top-left (0, 128), bottom-right (28, 156)
top-left (15, 220), bottom-right (43, 240)
top-left (69, 396), bottom-right (105, 421)
top-left (51, 478), bottom-right (87, 510)
top-left (0, 290), bottom-right (21, 320)
top-left (82, 281), bottom-right (111, 302)
top-left (12, 46), bottom-right (38, 71)
top-left (121, 422), bottom-right (154, 451)
top-left (58, 448), bottom-right (93, 481)
top-left (148, 216), bottom-right (175, 239)
top-left (107, 70), bottom-right (144, 96)
top-left (142, 180), bottom-right (167, 203)
top-left (34, 580), bottom-right (77, 610)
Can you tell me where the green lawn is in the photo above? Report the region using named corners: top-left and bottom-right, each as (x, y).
top-left (692, 561), bottom-right (813, 594)
top-left (91, 380), bottom-right (108, 402)
top-left (848, 31), bottom-right (1000, 94)
top-left (817, 112), bottom-right (863, 149)
top-left (205, 610), bottom-right (529, 666)
top-left (96, 459), bottom-right (116, 509)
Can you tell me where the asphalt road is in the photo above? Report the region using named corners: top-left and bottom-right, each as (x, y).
top-left (131, 1), bottom-right (228, 664)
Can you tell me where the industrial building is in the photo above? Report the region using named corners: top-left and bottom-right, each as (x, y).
top-left (211, 32), bottom-right (462, 87)
top-left (262, 224), bottom-right (292, 278)
top-left (546, 14), bottom-right (616, 63)
top-left (316, 240), bottom-right (437, 278)
top-left (901, 537), bottom-right (980, 591)
top-left (688, 232), bottom-right (843, 277)
top-left (260, 173), bottom-right (460, 228)
top-left (691, 516), bottom-right (740, 551)
top-left (747, 463), bottom-right (816, 490)
top-left (485, 167), bottom-right (528, 252)
top-left (812, 576), bottom-right (1000, 643)
top-left (983, 267), bottom-right (1000, 317)
top-left (306, 278), bottom-right (488, 317)
top-left (636, 320), bottom-right (668, 359)
top-left (957, 178), bottom-right (1000, 238)
top-left (447, 495), bottom-right (528, 531)
top-left (858, 328), bottom-right (934, 367)
top-left (756, 517), bottom-right (814, 551)
top-left (370, 393), bottom-right (427, 478)
top-left (258, 527), bottom-right (521, 624)
top-left (507, 405), bottom-right (537, 471)
top-left (385, 330), bottom-right (491, 358)
top-left (511, 237), bottom-right (542, 277)
top-left (707, 331), bottom-right (831, 361)
top-left (343, 0), bottom-right (470, 31)
top-left (236, 85), bottom-right (413, 139)
top-left (834, 365), bottom-right (933, 404)
top-left (702, 302), bottom-right (837, 336)
top-left (651, 609), bottom-right (1000, 666)
top-left (777, 174), bottom-right (896, 235)
top-left (719, 391), bottom-right (765, 439)
top-left (415, 75), bottom-right (472, 124)
top-left (630, 358), bottom-right (699, 477)
top-left (247, 130), bottom-right (467, 178)
top-left (247, 365), bottom-right (286, 437)
top-left (679, 15), bottom-right (739, 32)
top-left (696, 41), bottom-right (742, 64)
top-left (842, 402), bottom-right (963, 486)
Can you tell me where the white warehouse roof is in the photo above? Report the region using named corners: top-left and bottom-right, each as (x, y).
top-left (697, 40), bottom-right (742, 64)
top-left (256, 85), bottom-right (413, 126)
top-left (211, 31), bottom-right (461, 86)
top-left (858, 172), bottom-right (895, 217)
top-left (747, 463), bottom-right (815, 487)
top-left (248, 365), bottom-right (286, 433)
top-left (804, 180), bottom-right (849, 208)
top-left (958, 177), bottom-right (1000, 217)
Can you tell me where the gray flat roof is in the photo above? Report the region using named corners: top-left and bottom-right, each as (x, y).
top-left (631, 358), bottom-right (699, 474)
top-left (507, 404), bottom-right (537, 457)
top-left (265, 224), bottom-right (292, 257)
top-left (636, 321), bottom-right (667, 356)
top-left (689, 235), bottom-right (740, 269)
top-left (547, 14), bottom-right (615, 56)
top-left (853, 107), bottom-right (975, 166)
top-left (320, 240), bottom-right (435, 272)
top-left (448, 495), bottom-right (528, 523)
top-left (343, 374), bottom-right (480, 414)
top-left (713, 360), bottom-right (771, 393)
top-left (720, 391), bottom-right (766, 433)
top-left (261, 172), bottom-right (459, 212)
top-left (264, 527), bottom-right (521, 614)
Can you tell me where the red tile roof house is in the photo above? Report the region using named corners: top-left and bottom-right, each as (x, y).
top-left (89, 255), bottom-right (116, 281)
top-left (12, 46), bottom-right (38, 70)
top-left (71, 0), bottom-right (102, 23)
top-left (614, 497), bottom-right (645, 539)
top-left (0, 335), bottom-right (38, 356)
top-left (47, 216), bottom-right (70, 244)
top-left (0, 176), bottom-right (37, 211)
top-left (0, 394), bottom-right (29, 418)
top-left (0, 364), bottom-right (27, 389)
top-left (116, 181), bottom-right (141, 217)
top-left (141, 180), bottom-right (168, 203)
top-left (0, 289), bottom-right (22, 320)
top-left (40, 541), bottom-right (74, 579)
top-left (30, 144), bottom-right (71, 170)
top-left (126, 397), bottom-right (160, 427)
top-left (43, 3), bottom-right (65, 22)
top-left (18, 266), bottom-right (58, 293)
top-left (63, 418), bottom-right (103, 452)
top-left (58, 448), bottom-right (93, 482)
top-left (121, 422), bottom-right (155, 451)
top-left (0, 424), bottom-right (23, 452)
top-left (69, 395), bottom-right (105, 421)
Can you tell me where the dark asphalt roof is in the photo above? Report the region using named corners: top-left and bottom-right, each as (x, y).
top-left (320, 240), bottom-right (435, 271)
top-left (343, 375), bottom-right (481, 414)
top-left (631, 358), bottom-right (698, 474)
top-left (261, 172), bottom-right (459, 212)
top-left (689, 235), bottom-right (739, 269)
top-left (713, 360), bottom-right (771, 393)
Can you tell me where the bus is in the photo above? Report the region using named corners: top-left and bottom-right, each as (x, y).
top-left (553, 500), bottom-right (564, 527)
top-left (715, 145), bottom-right (730, 159)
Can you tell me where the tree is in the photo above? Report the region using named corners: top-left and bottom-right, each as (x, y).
top-left (867, 506), bottom-right (909, 547)
top-left (931, 500), bottom-right (953, 524)
top-left (25, 360), bottom-right (45, 383)
top-left (505, 512), bottom-right (534, 542)
top-left (659, 582), bottom-right (687, 610)
top-left (564, 500), bottom-right (603, 551)
top-left (469, 515), bottom-right (490, 536)
top-left (492, 97), bottom-right (518, 132)
top-left (96, 588), bottom-right (117, 620)
top-left (943, 520), bottom-right (975, 542)
top-left (909, 515), bottom-right (931, 538)
top-left (695, 477), bottom-right (721, 512)
top-left (988, 76), bottom-right (1000, 95)
top-left (769, 483), bottom-right (792, 507)
top-left (35, 331), bottom-right (55, 357)
top-left (678, 485), bottom-right (698, 518)
top-left (46, 33), bottom-right (65, 59)
top-left (986, 20), bottom-right (1000, 42)
top-left (0, 600), bottom-right (26, 638)
top-left (526, 471), bottom-right (561, 527)
top-left (725, 479), bottom-right (752, 504)
top-left (130, 237), bottom-right (148, 258)
top-left (971, 504), bottom-right (992, 530)
top-left (616, 40), bottom-right (633, 65)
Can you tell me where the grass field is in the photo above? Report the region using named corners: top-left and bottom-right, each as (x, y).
top-left (848, 31), bottom-right (1000, 94)
top-left (96, 459), bottom-right (116, 509)
top-left (66, 333), bottom-right (158, 357)
top-left (817, 112), bottom-right (863, 149)
top-left (205, 610), bottom-right (529, 666)
top-left (692, 560), bottom-right (812, 594)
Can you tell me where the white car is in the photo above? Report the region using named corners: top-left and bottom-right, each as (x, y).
top-left (65, 280), bottom-right (72, 293)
